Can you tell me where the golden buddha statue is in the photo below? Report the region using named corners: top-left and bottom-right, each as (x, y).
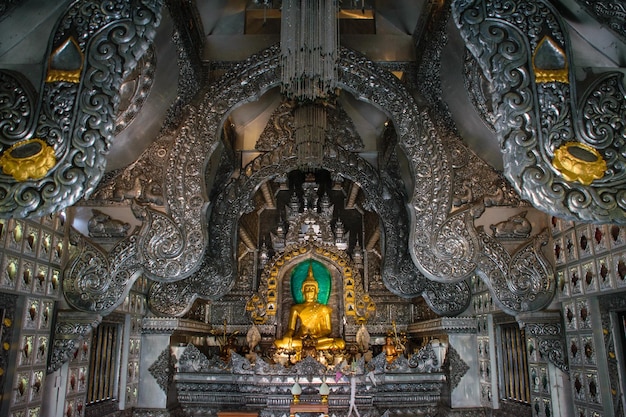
top-left (275, 264), bottom-right (345, 351)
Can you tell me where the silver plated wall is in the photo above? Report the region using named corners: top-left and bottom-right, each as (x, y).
top-left (575, 0), bottom-right (626, 42)
top-left (452, 0), bottom-right (626, 224)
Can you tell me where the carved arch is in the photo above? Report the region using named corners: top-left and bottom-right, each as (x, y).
top-left (64, 44), bottom-right (549, 319)
top-left (146, 45), bottom-right (551, 317)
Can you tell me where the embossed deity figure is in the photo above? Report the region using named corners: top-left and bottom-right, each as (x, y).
top-left (275, 264), bottom-right (345, 351)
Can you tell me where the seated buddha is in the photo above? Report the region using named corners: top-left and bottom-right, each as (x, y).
top-left (275, 264), bottom-right (345, 351)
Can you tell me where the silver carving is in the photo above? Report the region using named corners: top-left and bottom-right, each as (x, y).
top-left (575, 0), bottom-right (626, 42)
top-left (537, 339), bottom-right (568, 373)
top-left (453, 0), bottom-right (626, 224)
top-left (291, 355), bottom-right (328, 377)
top-left (407, 344), bottom-right (441, 373)
top-left (147, 46), bottom-right (435, 314)
top-left (0, 0), bottom-right (163, 218)
top-left (115, 45), bottom-right (156, 134)
top-left (149, 140), bottom-right (423, 315)
top-left (133, 408), bottom-right (186, 417)
top-left (141, 317), bottom-right (211, 334)
top-left (255, 100), bottom-right (293, 151)
top-left (136, 204), bottom-right (195, 280)
top-left (599, 294), bottom-right (626, 415)
top-left (450, 143), bottom-right (524, 209)
top-left (63, 228), bottom-right (141, 313)
top-left (166, 0), bottom-right (204, 107)
top-left (90, 136), bottom-right (170, 206)
top-left (64, 40), bottom-right (549, 320)
top-left (490, 211), bottom-right (532, 239)
top-left (255, 100), bottom-right (363, 152)
top-left (443, 343), bottom-right (470, 390)
top-left (87, 209), bottom-right (131, 238)
top-left (48, 311), bottom-right (102, 373)
top-left (477, 228), bottom-right (555, 315)
top-left (525, 321), bottom-right (568, 372)
top-left (422, 280), bottom-right (472, 317)
top-left (174, 347), bottom-right (445, 416)
top-left (143, 44), bottom-right (554, 318)
top-left (463, 51), bottom-right (496, 132)
top-left (412, 204), bottom-right (482, 283)
top-left (0, 69), bottom-right (36, 143)
top-left (177, 344), bottom-right (213, 372)
top-left (148, 347), bottom-right (174, 392)
top-left (580, 73), bottom-right (626, 160)
top-left (412, 2), bottom-right (521, 210)
top-left (408, 317), bottom-right (478, 335)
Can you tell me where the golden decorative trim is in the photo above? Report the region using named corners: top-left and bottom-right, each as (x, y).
top-left (0, 139), bottom-right (56, 181)
top-left (45, 37), bottom-right (84, 84)
top-left (533, 36), bottom-right (569, 84)
top-left (248, 242), bottom-right (375, 325)
top-left (534, 68), bottom-right (569, 84)
top-left (552, 141), bottom-right (606, 185)
top-left (46, 70), bottom-right (82, 84)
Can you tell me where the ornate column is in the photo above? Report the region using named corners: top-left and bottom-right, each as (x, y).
top-left (135, 317), bottom-right (211, 417)
top-left (518, 311), bottom-right (573, 417)
top-left (408, 317), bottom-right (478, 408)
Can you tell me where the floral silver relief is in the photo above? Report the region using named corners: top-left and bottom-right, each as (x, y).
top-left (0, 0), bottom-right (163, 218)
top-left (453, 0), bottom-right (626, 224)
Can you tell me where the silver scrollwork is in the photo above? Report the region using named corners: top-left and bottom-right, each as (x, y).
top-left (477, 228), bottom-right (555, 315)
top-left (453, 0), bottom-right (626, 224)
top-left (0, 0), bottom-right (163, 218)
top-left (47, 311), bottom-right (102, 373)
top-left (63, 228), bottom-right (142, 313)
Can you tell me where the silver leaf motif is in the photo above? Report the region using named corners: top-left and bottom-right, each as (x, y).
top-left (453, 0), bottom-right (626, 223)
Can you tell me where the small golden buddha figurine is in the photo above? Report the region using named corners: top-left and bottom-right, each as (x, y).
top-left (383, 335), bottom-right (398, 363)
top-left (275, 264), bottom-right (345, 351)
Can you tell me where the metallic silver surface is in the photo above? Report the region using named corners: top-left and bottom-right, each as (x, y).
top-left (47, 311), bottom-right (101, 373)
top-left (0, 0), bottom-right (163, 218)
top-left (64, 43), bottom-right (555, 318)
top-left (453, 0), bottom-right (626, 224)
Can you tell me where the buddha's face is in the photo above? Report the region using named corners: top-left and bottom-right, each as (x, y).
top-left (302, 284), bottom-right (318, 302)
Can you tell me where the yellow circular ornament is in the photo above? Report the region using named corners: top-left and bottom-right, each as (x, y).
top-left (552, 142), bottom-right (606, 185)
top-left (0, 138), bottom-right (56, 181)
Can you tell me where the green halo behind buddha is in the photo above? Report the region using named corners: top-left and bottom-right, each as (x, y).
top-left (274, 262), bottom-right (345, 351)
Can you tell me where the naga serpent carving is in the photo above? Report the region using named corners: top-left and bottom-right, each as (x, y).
top-left (453, 0), bottom-right (626, 224)
top-left (63, 19), bottom-right (557, 317)
top-left (0, 0), bottom-right (163, 218)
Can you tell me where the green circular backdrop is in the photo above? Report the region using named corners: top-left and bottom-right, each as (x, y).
top-left (291, 260), bottom-right (331, 304)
